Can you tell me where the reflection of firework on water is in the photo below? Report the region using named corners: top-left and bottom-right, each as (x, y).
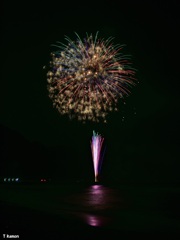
top-left (47, 32), bottom-right (136, 122)
top-left (91, 130), bottom-right (105, 182)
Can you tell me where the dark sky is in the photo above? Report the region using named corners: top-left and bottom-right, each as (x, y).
top-left (1, 0), bottom-right (180, 183)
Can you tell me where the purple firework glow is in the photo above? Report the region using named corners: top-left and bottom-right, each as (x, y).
top-left (91, 131), bottom-right (105, 182)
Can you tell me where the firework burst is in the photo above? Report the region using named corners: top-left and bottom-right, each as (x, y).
top-left (91, 130), bottom-right (105, 182)
top-left (47, 32), bottom-right (136, 122)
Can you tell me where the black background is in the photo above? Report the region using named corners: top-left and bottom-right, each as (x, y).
top-left (1, 0), bottom-right (180, 183)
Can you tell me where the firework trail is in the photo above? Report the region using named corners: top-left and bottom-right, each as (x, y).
top-left (91, 130), bottom-right (105, 182)
top-left (47, 32), bottom-right (136, 123)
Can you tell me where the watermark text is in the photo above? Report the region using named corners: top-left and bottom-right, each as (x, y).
top-left (3, 234), bottom-right (19, 238)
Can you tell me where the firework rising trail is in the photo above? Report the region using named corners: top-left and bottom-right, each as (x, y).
top-left (47, 32), bottom-right (136, 123)
top-left (91, 130), bottom-right (105, 182)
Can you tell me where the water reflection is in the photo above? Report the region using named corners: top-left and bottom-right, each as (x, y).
top-left (83, 213), bottom-right (110, 227)
top-left (86, 185), bottom-right (111, 207)
top-left (86, 215), bottom-right (100, 227)
top-left (81, 185), bottom-right (120, 227)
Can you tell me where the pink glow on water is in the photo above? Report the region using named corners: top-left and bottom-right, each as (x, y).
top-left (92, 185), bottom-right (102, 190)
top-left (82, 185), bottom-right (111, 226)
top-left (85, 215), bottom-right (104, 227)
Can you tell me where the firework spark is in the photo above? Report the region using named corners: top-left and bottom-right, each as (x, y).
top-left (91, 130), bottom-right (105, 182)
top-left (47, 32), bottom-right (136, 122)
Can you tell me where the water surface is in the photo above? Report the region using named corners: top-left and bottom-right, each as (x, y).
top-left (0, 183), bottom-right (180, 239)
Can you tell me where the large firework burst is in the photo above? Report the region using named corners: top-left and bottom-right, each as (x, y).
top-left (47, 32), bottom-right (136, 123)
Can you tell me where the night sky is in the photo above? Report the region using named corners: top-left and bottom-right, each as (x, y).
top-left (1, 0), bottom-right (180, 183)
